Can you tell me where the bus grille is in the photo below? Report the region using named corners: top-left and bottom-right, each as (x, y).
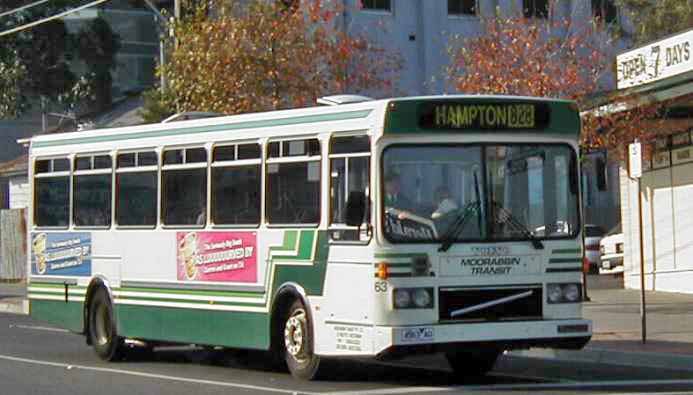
top-left (438, 285), bottom-right (543, 322)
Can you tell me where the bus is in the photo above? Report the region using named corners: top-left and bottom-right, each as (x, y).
top-left (27, 95), bottom-right (590, 380)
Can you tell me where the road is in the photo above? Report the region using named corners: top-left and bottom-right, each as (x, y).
top-left (2, 313), bottom-right (693, 395)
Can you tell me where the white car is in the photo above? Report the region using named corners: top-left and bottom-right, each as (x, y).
top-left (584, 224), bottom-right (605, 274)
top-left (599, 232), bottom-right (624, 274)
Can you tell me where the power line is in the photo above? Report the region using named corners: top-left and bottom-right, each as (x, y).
top-left (0, 0), bottom-right (50, 19)
top-left (0, 0), bottom-right (110, 38)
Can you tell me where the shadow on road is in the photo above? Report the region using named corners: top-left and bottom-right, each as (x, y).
top-left (120, 346), bottom-right (545, 386)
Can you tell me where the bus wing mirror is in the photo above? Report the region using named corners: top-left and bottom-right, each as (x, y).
top-left (345, 191), bottom-right (366, 227)
top-left (570, 155), bottom-right (578, 195)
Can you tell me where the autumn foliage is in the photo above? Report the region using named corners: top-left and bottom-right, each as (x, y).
top-left (445, 14), bottom-right (660, 155)
top-left (156, 0), bottom-right (400, 116)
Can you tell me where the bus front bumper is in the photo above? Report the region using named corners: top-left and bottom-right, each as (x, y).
top-left (373, 319), bottom-right (591, 359)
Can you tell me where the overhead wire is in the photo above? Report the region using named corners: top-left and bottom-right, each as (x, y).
top-left (0, 0), bottom-right (110, 37)
top-left (0, 0), bottom-right (50, 19)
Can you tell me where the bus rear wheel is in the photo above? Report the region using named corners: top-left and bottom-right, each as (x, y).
top-left (445, 349), bottom-right (500, 378)
top-left (283, 300), bottom-right (321, 380)
top-left (88, 288), bottom-right (125, 361)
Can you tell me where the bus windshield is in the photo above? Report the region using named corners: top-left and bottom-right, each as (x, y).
top-left (382, 144), bottom-right (579, 243)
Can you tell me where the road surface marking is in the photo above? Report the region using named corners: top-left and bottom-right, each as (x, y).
top-left (10, 324), bottom-right (69, 333)
top-left (0, 353), bottom-right (321, 395)
top-left (323, 387), bottom-right (451, 395)
top-left (461, 379), bottom-right (693, 391)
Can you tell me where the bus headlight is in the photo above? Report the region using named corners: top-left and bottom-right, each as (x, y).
top-left (393, 288), bottom-right (433, 309)
top-left (394, 289), bottom-right (411, 308)
top-left (412, 288), bottom-right (433, 308)
top-left (547, 283), bottom-right (582, 304)
top-left (563, 284), bottom-right (580, 302)
top-left (547, 284), bottom-right (563, 303)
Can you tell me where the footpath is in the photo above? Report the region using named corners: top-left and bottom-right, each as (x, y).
top-left (0, 281), bottom-right (28, 315)
top-left (519, 274), bottom-right (693, 373)
top-left (3, 275), bottom-right (693, 373)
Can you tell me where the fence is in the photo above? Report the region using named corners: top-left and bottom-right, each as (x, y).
top-left (0, 209), bottom-right (26, 281)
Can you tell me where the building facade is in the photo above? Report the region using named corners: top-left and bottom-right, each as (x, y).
top-left (342, 0), bottom-right (619, 95)
top-left (615, 28), bottom-right (693, 293)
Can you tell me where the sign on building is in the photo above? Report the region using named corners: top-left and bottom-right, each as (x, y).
top-left (616, 29), bottom-right (693, 89)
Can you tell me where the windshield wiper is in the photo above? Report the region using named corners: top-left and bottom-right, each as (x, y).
top-left (490, 200), bottom-right (544, 250)
top-left (438, 201), bottom-right (480, 252)
top-left (438, 171), bottom-right (484, 253)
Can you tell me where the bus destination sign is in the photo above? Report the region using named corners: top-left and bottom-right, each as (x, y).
top-left (419, 102), bottom-right (550, 131)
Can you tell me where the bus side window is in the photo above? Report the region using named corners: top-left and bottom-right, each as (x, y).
top-left (161, 147), bottom-right (208, 226)
top-left (211, 143), bottom-right (261, 225)
top-left (329, 135), bottom-right (370, 241)
top-left (116, 151), bottom-right (158, 227)
top-left (34, 158), bottom-right (70, 228)
top-left (73, 154), bottom-right (113, 228)
top-left (266, 138), bottom-right (321, 225)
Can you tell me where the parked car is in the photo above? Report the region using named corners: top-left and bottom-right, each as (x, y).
top-left (599, 231), bottom-right (624, 274)
top-left (584, 224), bottom-right (605, 274)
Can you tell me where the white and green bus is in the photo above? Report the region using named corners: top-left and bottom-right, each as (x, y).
top-left (27, 95), bottom-right (590, 380)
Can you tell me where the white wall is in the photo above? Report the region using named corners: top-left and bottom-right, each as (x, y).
top-left (621, 161), bottom-right (693, 294)
top-left (9, 175), bottom-right (29, 209)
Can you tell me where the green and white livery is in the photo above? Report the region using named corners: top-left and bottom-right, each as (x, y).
top-left (28, 95), bottom-right (590, 380)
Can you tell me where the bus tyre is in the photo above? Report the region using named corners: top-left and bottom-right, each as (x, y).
top-left (88, 288), bottom-right (124, 361)
top-left (283, 300), bottom-right (320, 380)
top-left (445, 349), bottom-right (500, 378)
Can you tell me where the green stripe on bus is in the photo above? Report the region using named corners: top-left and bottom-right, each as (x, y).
top-left (116, 304), bottom-right (269, 350)
top-left (374, 272), bottom-right (412, 278)
top-left (33, 110), bottom-right (373, 148)
top-left (269, 230), bottom-right (329, 297)
top-left (546, 267), bottom-right (583, 273)
top-left (551, 248), bottom-right (581, 254)
top-left (269, 230), bottom-right (299, 255)
top-left (548, 258), bottom-right (582, 263)
top-left (30, 300), bottom-right (84, 333)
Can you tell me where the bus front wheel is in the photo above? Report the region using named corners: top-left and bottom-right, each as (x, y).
top-left (445, 349), bottom-right (500, 378)
top-left (283, 299), bottom-right (321, 380)
top-left (88, 288), bottom-right (125, 361)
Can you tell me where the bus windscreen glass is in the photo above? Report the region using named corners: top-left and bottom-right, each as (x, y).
top-left (382, 144), bottom-right (578, 243)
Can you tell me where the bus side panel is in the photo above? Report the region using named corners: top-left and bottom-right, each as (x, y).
top-left (115, 305), bottom-right (270, 350)
top-left (30, 299), bottom-right (84, 333)
top-left (311, 244), bottom-right (375, 356)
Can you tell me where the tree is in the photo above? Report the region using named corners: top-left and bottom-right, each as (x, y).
top-left (445, 12), bottom-right (659, 155)
top-left (0, 2), bottom-right (119, 119)
top-left (0, 1), bottom-right (77, 115)
top-left (147, 0), bottom-right (400, 118)
top-left (616, 0), bottom-right (693, 45)
top-left (76, 17), bottom-right (121, 112)
top-left (0, 56), bottom-right (26, 118)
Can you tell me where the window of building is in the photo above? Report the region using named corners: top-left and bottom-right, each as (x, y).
top-left (523, 0), bottom-right (549, 18)
top-left (448, 0), bottom-right (476, 16)
top-left (73, 154), bottom-right (113, 227)
top-left (162, 147), bottom-right (208, 226)
top-left (116, 151), bottom-right (158, 227)
top-left (211, 143), bottom-right (262, 225)
top-left (361, 0), bottom-right (391, 11)
top-left (591, 0), bottom-right (617, 24)
top-left (34, 158), bottom-right (70, 227)
top-left (266, 138), bottom-right (321, 224)
top-left (329, 135), bottom-right (370, 241)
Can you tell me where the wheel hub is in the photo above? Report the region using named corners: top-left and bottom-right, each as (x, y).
top-left (94, 303), bottom-right (111, 346)
top-left (284, 312), bottom-right (306, 358)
